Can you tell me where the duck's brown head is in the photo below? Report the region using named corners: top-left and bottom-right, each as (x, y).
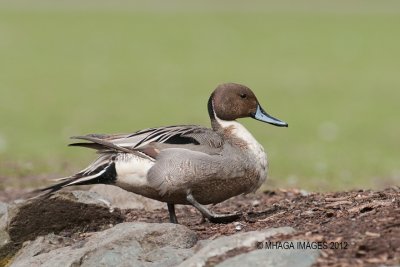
top-left (208, 83), bottom-right (288, 127)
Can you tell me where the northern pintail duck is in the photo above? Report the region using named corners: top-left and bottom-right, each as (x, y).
top-left (40, 83), bottom-right (287, 223)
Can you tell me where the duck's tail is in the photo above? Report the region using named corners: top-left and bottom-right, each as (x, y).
top-left (35, 154), bottom-right (117, 196)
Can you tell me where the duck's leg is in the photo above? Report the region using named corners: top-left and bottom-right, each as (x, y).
top-left (167, 203), bottom-right (178, 224)
top-left (186, 192), bottom-right (241, 223)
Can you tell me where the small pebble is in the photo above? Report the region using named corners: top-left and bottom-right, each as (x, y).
top-left (234, 222), bottom-right (243, 231)
top-left (252, 200), bottom-right (260, 207)
top-left (300, 189), bottom-right (309, 196)
top-left (302, 210), bottom-right (314, 216)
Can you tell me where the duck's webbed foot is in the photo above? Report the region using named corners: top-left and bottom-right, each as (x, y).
top-left (186, 192), bottom-right (242, 223)
top-left (167, 203), bottom-right (178, 224)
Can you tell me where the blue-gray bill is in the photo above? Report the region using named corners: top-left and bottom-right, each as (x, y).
top-left (252, 105), bottom-right (288, 127)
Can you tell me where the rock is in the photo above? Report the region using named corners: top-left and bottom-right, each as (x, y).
top-left (11, 222), bottom-right (198, 267)
top-left (0, 203), bottom-right (9, 238)
top-left (216, 240), bottom-right (320, 267)
top-left (0, 202), bottom-right (8, 236)
top-left (10, 234), bottom-right (74, 264)
top-left (0, 202), bottom-right (9, 234)
top-left (178, 227), bottom-right (295, 267)
top-left (0, 226), bottom-right (9, 249)
top-left (90, 184), bottom-right (165, 211)
top-left (0, 202), bottom-right (11, 265)
top-left (0, 190), bottom-right (124, 264)
top-left (0, 202), bottom-right (7, 218)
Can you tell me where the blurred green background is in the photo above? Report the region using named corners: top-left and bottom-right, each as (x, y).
top-left (0, 0), bottom-right (399, 191)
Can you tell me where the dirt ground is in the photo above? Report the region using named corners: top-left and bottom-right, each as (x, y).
top-left (1, 186), bottom-right (399, 266)
top-left (123, 187), bottom-right (400, 267)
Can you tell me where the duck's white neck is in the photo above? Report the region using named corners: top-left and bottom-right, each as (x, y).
top-left (215, 116), bottom-right (263, 152)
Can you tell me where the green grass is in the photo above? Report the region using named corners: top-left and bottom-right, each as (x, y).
top-left (1, 1), bottom-right (400, 190)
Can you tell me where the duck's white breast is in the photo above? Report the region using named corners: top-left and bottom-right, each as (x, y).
top-left (216, 119), bottom-right (268, 191)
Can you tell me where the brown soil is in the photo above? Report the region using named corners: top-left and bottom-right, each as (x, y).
top-left (123, 187), bottom-right (400, 267)
top-left (1, 187), bottom-right (399, 266)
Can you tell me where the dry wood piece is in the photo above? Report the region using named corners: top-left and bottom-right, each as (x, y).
top-left (325, 200), bottom-right (353, 208)
top-left (365, 231), bottom-right (380, 238)
top-left (348, 201), bottom-right (393, 213)
top-left (325, 196), bottom-right (351, 202)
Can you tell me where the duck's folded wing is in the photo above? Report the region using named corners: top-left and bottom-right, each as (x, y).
top-left (69, 125), bottom-right (224, 155)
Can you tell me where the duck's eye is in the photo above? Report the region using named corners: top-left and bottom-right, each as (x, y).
top-left (240, 93), bottom-right (247, 99)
